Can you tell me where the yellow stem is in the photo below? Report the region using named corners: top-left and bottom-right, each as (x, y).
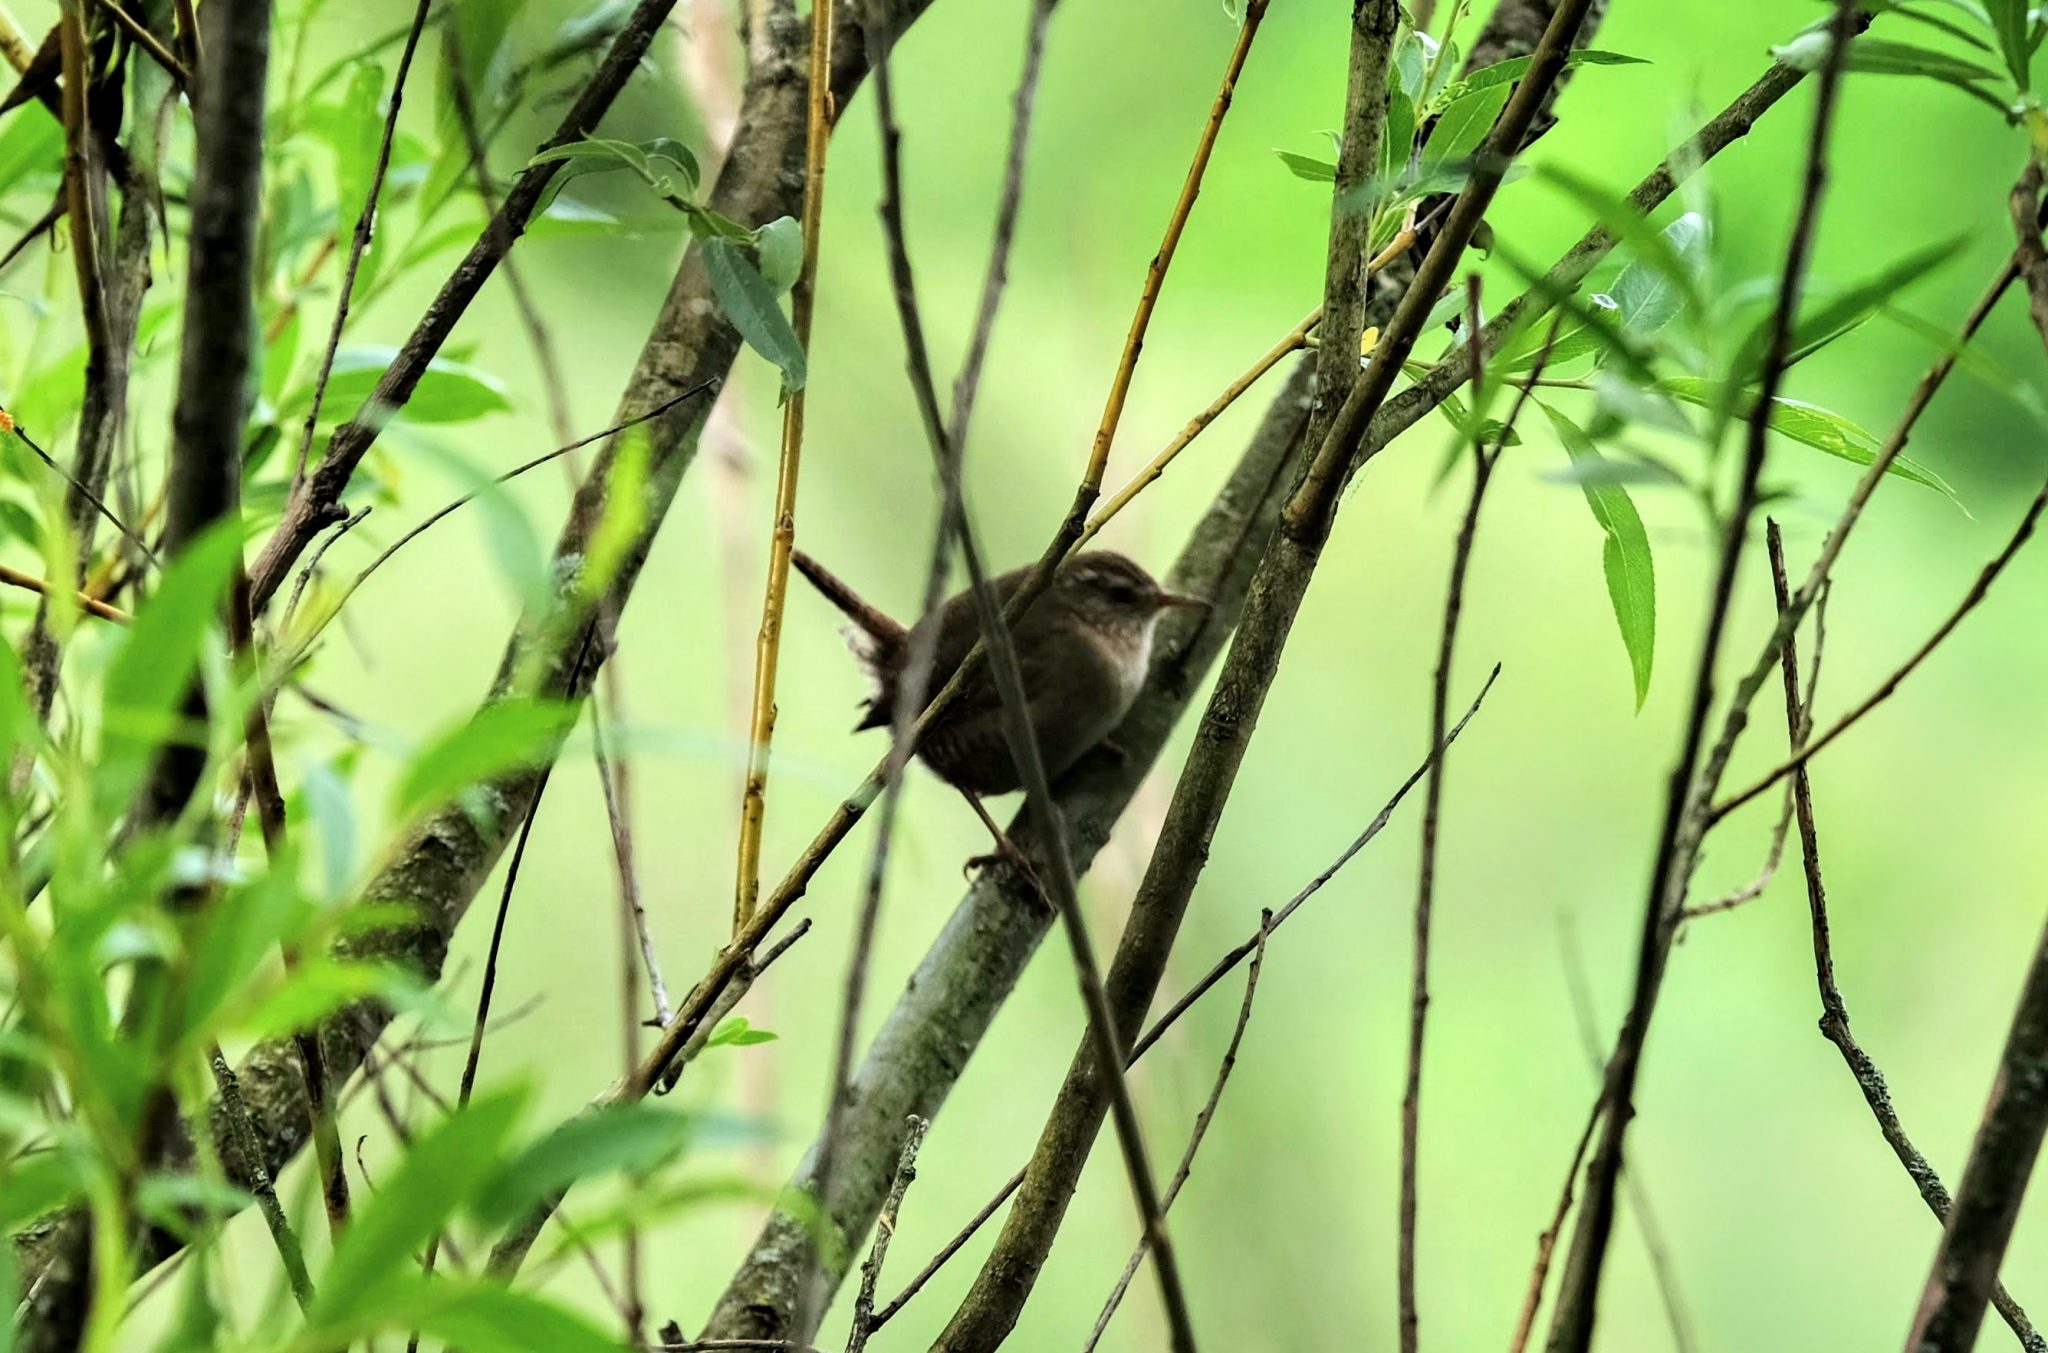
top-left (1079, 306), bottom-right (1321, 549)
top-left (732, 0), bottom-right (834, 936)
top-left (1080, 0), bottom-right (1272, 494)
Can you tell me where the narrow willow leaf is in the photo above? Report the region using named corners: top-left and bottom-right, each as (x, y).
top-left (1445, 48), bottom-right (1647, 98)
top-left (392, 698), bottom-right (580, 822)
top-left (1534, 163), bottom-right (1707, 330)
top-left (1540, 402), bottom-right (1656, 708)
top-left (1988, 0), bottom-right (2031, 87)
top-left (472, 1103), bottom-right (697, 1228)
top-left (97, 522), bottom-right (246, 820)
top-left (1274, 149), bottom-right (1336, 182)
top-left (1732, 232), bottom-right (1969, 380)
top-left (704, 236), bottom-right (807, 391)
top-left (299, 348), bottom-right (513, 427)
top-left (312, 1088), bottom-right (528, 1323)
top-left (1379, 88), bottom-right (1416, 186)
top-left (1657, 376), bottom-right (1961, 502)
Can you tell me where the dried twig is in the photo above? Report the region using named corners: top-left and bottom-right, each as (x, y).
top-left (845, 1116), bottom-right (929, 1353)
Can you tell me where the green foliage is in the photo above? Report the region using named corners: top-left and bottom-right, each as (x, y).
top-left (392, 698), bottom-right (581, 822)
top-left (1539, 402), bottom-right (1657, 707)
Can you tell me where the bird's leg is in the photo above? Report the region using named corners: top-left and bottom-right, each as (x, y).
top-left (961, 792), bottom-right (1050, 908)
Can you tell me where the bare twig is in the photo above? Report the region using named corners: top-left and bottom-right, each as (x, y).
top-left (858, 30), bottom-right (1196, 1350)
top-left (1077, 306), bottom-right (1321, 549)
top-left (1081, 0), bottom-right (1270, 492)
top-left (288, 0), bottom-right (432, 487)
top-left (871, 668), bottom-right (1501, 1334)
top-left (206, 1046), bottom-right (313, 1310)
top-left (1542, 10), bottom-right (1859, 1348)
top-left (1083, 910), bottom-right (1272, 1353)
top-left (845, 1116), bottom-right (929, 1353)
top-left (594, 695), bottom-right (671, 1026)
top-left (1400, 286), bottom-right (1555, 1353)
top-left (1902, 886), bottom-right (2048, 1350)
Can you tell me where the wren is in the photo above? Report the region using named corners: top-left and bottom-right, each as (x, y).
top-left (791, 549), bottom-right (1206, 795)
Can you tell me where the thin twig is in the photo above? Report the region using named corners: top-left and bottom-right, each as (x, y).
top-left (1715, 484), bottom-right (2048, 827)
top-left (861, 32), bottom-right (1198, 1351)
top-left (95, 0), bottom-right (193, 91)
top-left (871, 668), bottom-right (1502, 1334)
top-left (0, 564), bottom-right (130, 622)
top-left (1771, 548), bottom-right (2046, 1348)
top-left (1400, 284), bottom-right (1546, 1353)
top-left (1555, 921), bottom-right (1697, 1353)
top-left (0, 411), bottom-right (155, 566)
top-left (845, 1115), bottom-right (929, 1353)
top-left (289, 384), bottom-right (716, 662)
top-left (410, 761), bottom-right (557, 1353)
top-left (1077, 306), bottom-right (1320, 549)
top-left (1542, 10), bottom-right (1859, 1348)
top-left (730, 0), bottom-right (835, 936)
top-left (594, 693), bottom-right (671, 1025)
top-left (1083, 911), bottom-right (1272, 1353)
top-left (1083, 0), bottom-right (1271, 491)
top-left (207, 1046), bottom-right (314, 1310)
top-left (288, 0), bottom-right (432, 488)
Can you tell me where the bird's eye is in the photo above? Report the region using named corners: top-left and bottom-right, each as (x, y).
top-left (1105, 583), bottom-right (1138, 605)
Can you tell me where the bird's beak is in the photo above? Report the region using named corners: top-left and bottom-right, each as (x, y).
top-left (1155, 590), bottom-right (1210, 612)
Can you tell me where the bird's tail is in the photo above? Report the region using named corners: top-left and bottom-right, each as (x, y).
top-left (790, 550), bottom-right (908, 679)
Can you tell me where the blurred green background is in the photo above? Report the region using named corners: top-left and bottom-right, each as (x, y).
top-left (12, 0), bottom-right (2048, 1346)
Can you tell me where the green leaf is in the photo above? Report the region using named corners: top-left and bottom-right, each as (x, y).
top-left (305, 348), bottom-right (513, 426)
top-left (0, 1149), bottom-right (89, 1232)
top-left (96, 522), bottom-right (245, 821)
top-left (1445, 48), bottom-right (1648, 98)
top-left (1274, 149), bottom-right (1337, 182)
top-left (312, 1087), bottom-right (527, 1323)
top-left (1379, 88), bottom-right (1416, 185)
top-left (1539, 402), bottom-right (1656, 708)
top-left (1536, 166), bottom-right (1708, 330)
top-left (704, 237), bottom-right (807, 391)
top-left (1775, 31), bottom-right (2015, 112)
top-left (473, 1103), bottom-right (696, 1228)
top-left (705, 1015), bottom-right (780, 1048)
top-left (0, 113), bottom-right (61, 198)
top-left (178, 864), bottom-right (315, 1049)
top-left (1733, 232), bottom-right (1969, 380)
top-left (324, 61), bottom-right (385, 227)
top-left (755, 215), bottom-right (803, 294)
top-left (1420, 84), bottom-right (1510, 171)
top-left (1656, 376), bottom-right (1960, 500)
top-left (388, 1279), bottom-right (624, 1353)
top-left (392, 698), bottom-right (580, 822)
top-left (230, 959), bottom-right (422, 1043)
top-left (1988, 0), bottom-right (2032, 87)
top-left (1395, 30), bottom-right (1432, 100)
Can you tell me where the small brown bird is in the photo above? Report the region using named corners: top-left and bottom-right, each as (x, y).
top-left (792, 549), bottom-right (1206, 795)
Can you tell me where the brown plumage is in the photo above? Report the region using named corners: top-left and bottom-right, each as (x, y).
top-left (791, 549), bottom-right (1205, 795)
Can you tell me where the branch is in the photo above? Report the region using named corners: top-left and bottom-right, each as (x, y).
top-left (1542, 8), bottom-right (1861, 1348)
top-left (699, 360), bottom-right (1317, 1345)
top-left (1904, 907), bottom-right (2048, 1350)
top-left (935, 5), bottom-right (1600, 1346)
top-left (844, 1116), bottom-right (928, 1353)
top-left (869, 666), bottom-right (1502, 1337)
